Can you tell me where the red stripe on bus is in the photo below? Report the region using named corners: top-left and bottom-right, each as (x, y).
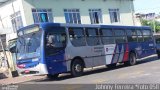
top-left (123, 44), bottom-right (129, 62)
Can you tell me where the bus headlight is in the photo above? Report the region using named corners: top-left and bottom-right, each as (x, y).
top-left (32, 58), bottom-right (39, 62)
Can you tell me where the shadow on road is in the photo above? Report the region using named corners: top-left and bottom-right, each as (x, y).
top-left (31, 55), bottom-right (159, 82)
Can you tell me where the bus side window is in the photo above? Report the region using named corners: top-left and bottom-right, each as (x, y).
top-left (100, 28), bottom-right (115, 45)
top-left (46, 34), bottom-right (55, 47)
top-left (127, 30), bottom-right (137, 42)
top-left (85, 28), bottom-right (100, 46)
top-left (143, 29), bottom-right (152, 42)
top-left (69, 28), bottom-right (86, 47)
top-left (136, 30), bottom-right (143, 42)
top-left (45, 33), bottom-right (55, 55)
top-left (114, 29), bottom-right (126, 43)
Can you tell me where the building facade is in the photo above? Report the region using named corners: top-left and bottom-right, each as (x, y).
top-left (0, 0), bottom-right (135, 75)
top-left (0, 0), bottom-right (135, 32)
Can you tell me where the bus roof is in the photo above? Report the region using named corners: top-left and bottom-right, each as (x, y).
top-left (18, 22), bottom-right (151, 32)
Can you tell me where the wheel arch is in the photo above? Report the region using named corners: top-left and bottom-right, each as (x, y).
top-left (70, 56), bottom-right (86, 69)
top-left (129, 50), bottom-right (137, 59)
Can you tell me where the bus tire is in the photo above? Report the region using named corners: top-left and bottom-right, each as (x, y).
top-left (127, 53), bottom-right (136, 66)
top-left (106, 63), bottom-right (116, 68)
top-left (157, 50), bottom-right (160, 59)
top-left (71, 59), bottom-right (84, 77)
top-left (158, 53), bottom-right (160, 59)
top-left (47, 74), bottom-right (59, 79)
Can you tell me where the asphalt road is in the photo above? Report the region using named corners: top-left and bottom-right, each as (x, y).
top-left (18, 55), bottom-right (160, 90)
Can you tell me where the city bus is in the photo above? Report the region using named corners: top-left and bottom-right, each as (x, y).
top-left (14, 23), bottom-right (156, 78)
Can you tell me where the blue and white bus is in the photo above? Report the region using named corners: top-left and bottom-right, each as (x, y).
top-left (15, 23), bottom-right (156, 78)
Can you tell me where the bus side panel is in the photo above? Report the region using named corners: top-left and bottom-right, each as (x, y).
top-left (117, 43), bottom-right (125, 63)
top-left (127, 41), bottom-right (156, 59)
top-left (65, 45), bottom-right (94, 70)
top-left (111, 44), bottom-right (120, 64)
top-left (128, 42), bottom-right (138, 58)
top-left (104, 44), bottom-right (116, 64)
top-left (45, 50), bottom-right (67, 74)
top-left (109, 43), bottom-right (128, 64)
top-left (134, 42), bottom-right (145, 59)
top-left (144, 41), bottom-right (156, 56)
top-left (92, 45), bottom-right (106, 67)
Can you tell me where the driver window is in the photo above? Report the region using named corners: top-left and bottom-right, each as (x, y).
top-left (45, 28), bottom-right (67, 56)
top-left (46, 34), bottom-right (55, 47)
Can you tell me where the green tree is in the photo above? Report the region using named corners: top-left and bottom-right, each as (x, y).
top-left (141, 19), bottom-right (160, 32)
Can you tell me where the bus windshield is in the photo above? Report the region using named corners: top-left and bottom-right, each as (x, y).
top-left (16, 30), bottom-right (42, 60)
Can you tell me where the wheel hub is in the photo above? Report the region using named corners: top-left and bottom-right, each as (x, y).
top-left (75, 64), bottom-right (82, 72)
top-left (130, 55), bottom-right (135, 64)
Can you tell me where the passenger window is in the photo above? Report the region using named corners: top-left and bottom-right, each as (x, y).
top-left (127, 30), bottom-right (137, 42)
top-left (136, 30), bottom-right (143, 42)
top-left (143, 30), bottom-right (151, 36)
top-left (143, 29), bottom-right (152, 42)
top-left (85, 28), bottom-right (100, 46)
top-left (114, 29), bottom-right (126, 43)
top-left (100, 29), bottom-right (115, 44)
top-left (114, 30), bottom-right (125, 36)
top-left (69, 28), bottom-right (86, 47)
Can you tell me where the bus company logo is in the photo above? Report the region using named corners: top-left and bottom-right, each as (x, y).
top-left (106, 47), bottom-right (115, 52)
top-left (106, 48), bottom-right (108, 52)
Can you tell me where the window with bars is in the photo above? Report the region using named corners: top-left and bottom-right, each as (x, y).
top-left (109, 9), bottom-right (120, 23)
top-left (64, 9), bottom-right (81, 24)
top-left (32, 8), bottom-right (53, 23)
top-left (89, 9), bottom-right (102, 24)
top-left (10, 11), bottom-right (23, 31)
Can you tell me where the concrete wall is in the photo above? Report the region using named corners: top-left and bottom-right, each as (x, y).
top-left (22, 0), bottom-right (134, 26)
top-left (0, 0), bottom-right (25, 30)
top-left (0, 0), bottom-right (135, 33)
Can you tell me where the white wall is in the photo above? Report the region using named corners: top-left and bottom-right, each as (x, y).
top-left (0, 0), bottom-right (26, 33)
top-left (22, 0), bottom-right (134, 26)
top-left (6, 33), bottom-right (17, 45)
top-left (0, 0), bottom-right (135, 34)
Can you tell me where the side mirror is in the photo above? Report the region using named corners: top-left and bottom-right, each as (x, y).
top-left (9, 46), bottom-right (16, 53)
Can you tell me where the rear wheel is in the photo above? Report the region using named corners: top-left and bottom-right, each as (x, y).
top-left (71, 59), bottom-right (84, 77)
top-left (157, 50), bottom-right (160, 59)
top-left (158, 54), bottom-right (160, 59)
top-left (125, 53), bottom-right (136, 66)
top-left (47, 74), bottom-right (59, 79)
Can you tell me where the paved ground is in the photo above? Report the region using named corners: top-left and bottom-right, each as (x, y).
top-left (0, 75), bottom-right (45, 85)
top-left (23, 55), bottom-right (160, 84)
top-left (1, 55), bottom-right (160, 90)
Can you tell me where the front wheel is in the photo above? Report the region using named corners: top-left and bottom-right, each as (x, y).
top-left (71, 59), bottom-right (84, 77)
top-left (47, 74), bottom-right (59, 79)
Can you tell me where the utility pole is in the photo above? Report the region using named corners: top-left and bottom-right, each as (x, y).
top-left (0, 36), bottom-right (10, 68)
top-left (153, 15), bottom-right (156, 34)
top-left (0, 1), bottom-right (13, 78)
top-left (0, 35), bottom-right (12, 78)
top-left (130, 0), bottom-right (135, 26)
